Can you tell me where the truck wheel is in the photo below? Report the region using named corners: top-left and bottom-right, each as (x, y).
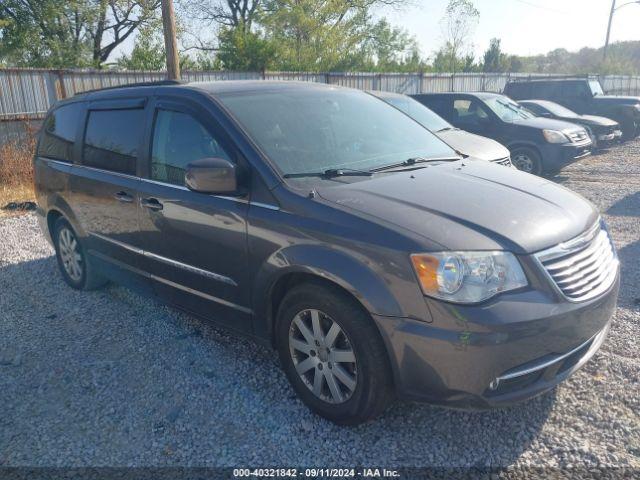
top-left (53, 217), bottom-right (107, 290)
top-left (511, 147), bottom-right (543, 175)
top-left (276, 282), bottom-right (393, 425)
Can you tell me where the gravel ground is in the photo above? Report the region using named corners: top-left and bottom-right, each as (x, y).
top-left (0, 141), bottom-right (639, 470)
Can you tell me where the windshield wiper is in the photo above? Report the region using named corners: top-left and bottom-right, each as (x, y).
top-left (370, 156), bottom-right (461, 172)
top-left (283, 167), bottom-right (373, 179)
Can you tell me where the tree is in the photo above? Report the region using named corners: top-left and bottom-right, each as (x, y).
top-left (183, 0), bottom-right (262, 30)
top-left (438, 0), bottom-right (479, 73)
top-left (214, 25), bottom-right (276, 70)
top-left (0, 0), bottom-right (160, 68)
top-left (116, 22), bottom-right (166, 70)
top-left (482, 37), bottom-right (505, 72)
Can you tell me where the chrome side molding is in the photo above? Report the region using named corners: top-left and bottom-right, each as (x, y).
top-left (89, 232), bottom-right (237, 286)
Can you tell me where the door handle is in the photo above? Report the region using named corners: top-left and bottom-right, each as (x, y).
top-left (141, 197), bottom-right (163, 211)
top-left (114, 191), bottom-right (133, 203)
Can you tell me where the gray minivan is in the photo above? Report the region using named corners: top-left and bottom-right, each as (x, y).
top-left (34, 81), bottom-right (619, 424)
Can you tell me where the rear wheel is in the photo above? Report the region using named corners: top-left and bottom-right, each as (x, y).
top-left (511, 147), bottom-right (543, 175)
top-left (276, 282), bottom-right (393, 425)
top-left (53, 218), bottom-right (106, 290)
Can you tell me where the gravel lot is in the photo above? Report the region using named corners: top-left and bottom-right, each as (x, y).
top-left (0, 141), bottom-right (639, 470)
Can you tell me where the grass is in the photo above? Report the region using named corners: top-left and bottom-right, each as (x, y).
top-left (0, 128), bottom-right (36, 216)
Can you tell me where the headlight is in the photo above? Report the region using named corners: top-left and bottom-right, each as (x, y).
top-left (410, 251), bottom-right (528, 303)
top-left (543, 129), bottom-right (569, 144)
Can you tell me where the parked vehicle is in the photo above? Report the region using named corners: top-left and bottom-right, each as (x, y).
top-left (411, 92), bottom-right (593, 175)
top-left (35, 81), bottom-right (619, 425)
top-left (504, 77), bottom-right (640, 140)
top-left (518, 100), bottom-right (622, 149)
top-left (369, 90), bottom-right (512, 166)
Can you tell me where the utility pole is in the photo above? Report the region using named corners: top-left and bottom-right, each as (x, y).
top-left (603, 0), bottom-right (616, 62)
top-left (161, 0), bottom-right (181, 80)
top-left (604, 0), bottom-right (640, 62)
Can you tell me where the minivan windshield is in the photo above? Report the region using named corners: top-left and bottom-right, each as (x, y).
top-left (483, 95), bottom-right (535, 122)
top-left (377, 95), bottom-right (453, 132)
top-left (218, 88), bottom-right (458, 177)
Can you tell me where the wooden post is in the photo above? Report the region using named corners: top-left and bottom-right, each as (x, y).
top-left (161, 0), bottom-right (181, 80)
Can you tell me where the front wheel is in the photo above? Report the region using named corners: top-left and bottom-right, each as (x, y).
top-left (276, 282), bottom-right (393, 425)
top-left (621, 119), bottom-right (637, 141)
top-left (511, 147), bottom-right (543, 175)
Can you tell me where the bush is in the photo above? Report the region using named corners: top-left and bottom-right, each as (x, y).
top-left (0, 126), bottom-right (36, 207)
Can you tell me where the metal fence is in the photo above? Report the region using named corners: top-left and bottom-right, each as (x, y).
top-left (2, 68), bottom-right (640, 143)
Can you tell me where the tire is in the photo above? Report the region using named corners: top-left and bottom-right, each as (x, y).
top-left (621, 119), bottom-right (637, 141)
top-left (275, 282), bottom-right (393, 425)
top-left (511, 147), bottom-right (543, 176)
top-left (585, 127), bottom-right (598, 151)
top-left (53, 217), bottom-right (107, 290)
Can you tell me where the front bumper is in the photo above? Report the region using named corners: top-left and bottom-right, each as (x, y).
top-left (373, 270), bottom-right (619, 408)
top-left (540, 140), bottom-right (592, 171)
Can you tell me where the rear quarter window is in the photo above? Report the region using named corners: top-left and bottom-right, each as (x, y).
top-left (37, 102), bottom-right (83, 162)
top-left (82, 108), bottom-right (145, 175)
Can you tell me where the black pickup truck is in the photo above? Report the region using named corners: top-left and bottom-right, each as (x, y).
top-left (504, 77), bottom-right (640, 140)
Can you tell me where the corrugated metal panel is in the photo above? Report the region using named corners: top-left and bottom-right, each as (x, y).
top-left (0, 69), bottom-right (53, 119)
top-left (1, 68), bottom-right (640, 123)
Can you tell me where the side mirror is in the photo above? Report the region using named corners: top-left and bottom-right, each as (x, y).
top-left (185, 157), bottom-right (237, 194)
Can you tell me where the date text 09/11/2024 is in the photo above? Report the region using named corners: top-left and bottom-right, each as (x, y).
top-left (232, 468), bottom-right (400, 478)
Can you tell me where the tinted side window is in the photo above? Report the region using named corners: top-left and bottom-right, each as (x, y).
top-left (37, 102), bottom-right (83, 162)
top-left (531, 82), bottom-right (559, 98)
top-left (82, 109), bottom-right (145, 175)
top-left (453, 99), bottom-right (488, 121)
top-left (561, 81), bottom-right (590, 98)
top-left (150, 109), bottom-right (231, 186)
top-left (505, 83), bottom-right (530, 99)
top-left (523, 103), bottom-right (545, 115)
top-left (422, 97), bottom-right (451, 118)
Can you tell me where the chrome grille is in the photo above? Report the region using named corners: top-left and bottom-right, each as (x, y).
top-left (535, 222), bottom-right (619, 302)
top-left (567, 130), bottom-right (590, 143)
top-left (495, 157), bottom-right (512, 167)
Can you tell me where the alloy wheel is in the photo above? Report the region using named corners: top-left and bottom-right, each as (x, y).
top-left (512, 152), bottom-right (534, 173)
top-left (58, 227), bottom-right (83, 282)
top-left (288, 309), bottom-right (357, 404)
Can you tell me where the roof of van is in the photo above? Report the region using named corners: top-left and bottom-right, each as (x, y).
top-left (63, 80), bottom-right (346, 103)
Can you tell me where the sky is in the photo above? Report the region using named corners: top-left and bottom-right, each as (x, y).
top-left (381, 0), bottom-right (640, 59)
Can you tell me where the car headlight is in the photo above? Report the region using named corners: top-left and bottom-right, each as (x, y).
top-left (543, 129), bottom-right (569, 144)
top-left (410, 251), bottom-right (528, 303)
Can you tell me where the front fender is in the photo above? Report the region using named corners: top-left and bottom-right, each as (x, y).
top-left (252, 244), bottom-right (422, 339)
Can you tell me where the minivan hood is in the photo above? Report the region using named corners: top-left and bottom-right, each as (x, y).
top-left (511, 116), bottom-right (583, 131)
top-left (316, 161), bottom-right (598, 254)
top-left (436, 129), bottom-right (510, 161)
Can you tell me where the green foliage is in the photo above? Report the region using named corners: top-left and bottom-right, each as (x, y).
top-left (182, 0), bottom-right (425, 72)
top-left (215, 26), bottom-right (276, 70)
top-left (516, 41), bottom-right (640, 75)
top-left (0, 0), bottom-right (159, 68)
top-left (116, 24), bottom-right (166, 71)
